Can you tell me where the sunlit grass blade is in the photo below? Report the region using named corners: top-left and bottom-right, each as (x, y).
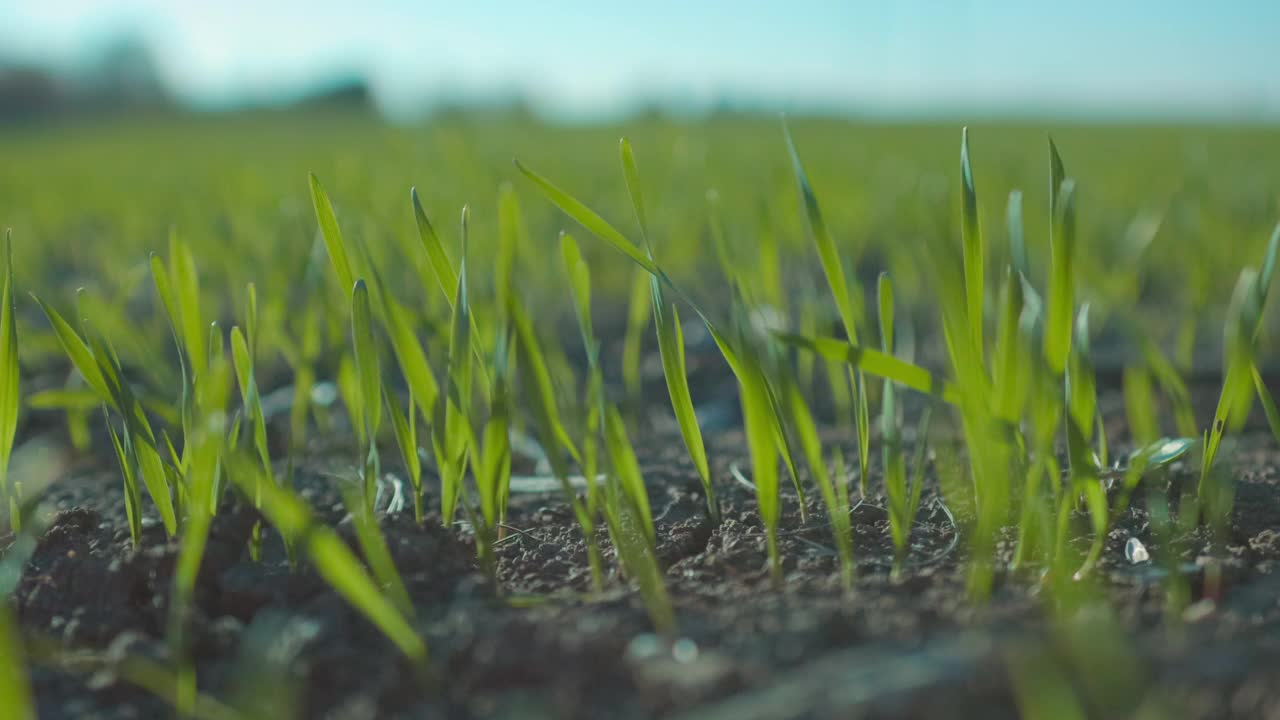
top-left (619, 138), bottom-right (649, 238)
top-left (1049, 137), bottom-right (1065, 220)
top-left (340, 481), bottom-right (414, 619)
top-left (783, 124), bottom-right (871, 490)
top-left (960, 128), bottom-right (984, 359)
top-left (783, 124), bottom-right (858, 342)
top-left (1045, 178), bottom-right (1076, 375)
top-left (660, 304), bottom-right (718, 519)
top-left (1066, 305), bottom-right (1097, 435)
top-left (106, 413), bottom-right (144, 547)
top-left (351, 280), bottom-right (383, 444)
top-left (440, 210), bottom-right (474, 526)
top-left (228, 457), bottom-right (426, 662)
top-left (622, 268), bottom-right (651, 405)
top-left (0, 231), bottom-right (17, 517)
top-left (878, 273), bottom-right (910, 573)
top-left (411, 187), bottom-right (459, 305)
top-left (561, 232), bottom-right (607, 519)
top-left (775, 332), bottom-right (959, 404)
top-left (739, 356), bottom-right (782, 583)
top-left (599, 468), bottom-right (675, 635)
top-left (510, 294), bottom-right (602, 589)
top-left (784, 380), bottom-right (853, 589)
top-left (1254, 365), bottom-right (1280, 447)
top-left (560, 233), bottom-right (595, 352)
top-left (513, 158), bottom-right (660, 276)
top-left (1201, 269), bottom-right (1263, 495)
top-left (618, 140), bottom-right (718, 522)
top-left (230, 326), bottom-right (270, 473)
top-left (604, 404), bottom-right (655, 546)
top-left (31, 294), bottom-right (111, 400)
top-left (167, 354), bottom-right (231, 715)
top-left (1008, 190), bottom-right (1028, 277)
top-left (337, 354), bottom-right (364, 447)
top-left (34, 295), bottom-right (177, 533)
top-left (134, 439), bottom-right (178, 534)
top-left (993, 267), bottom-right (1027, 422)
top-left (308, 173), bottom-right (356, 298)
top-left (474, 346), bottom-right (512, 552)
top-left (386, 388), bottom-right (423, 524)
top-left (169, 231), bottom-right (206, 374)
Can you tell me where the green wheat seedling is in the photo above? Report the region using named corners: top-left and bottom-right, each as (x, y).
top-left (386, 387), bottom-right (424, 524)
top-left (784, 125), bottom-right (872, 498)
top-left (1, 231), bottom-right (20, 531)
top-left (878, 274), bottom-right (935, 578)
top-left (351, 279), bottom-right (384, 506)
top-left (344, 279), bottom-right (416, 617)
top-left (309, 175), bottom-right (442, 521)
top-left (33, 294), bottom-right (179, 539)
top-left (780, 366), bottom-right (855, 588)
top-left (516, 150), bottom-right (804, 582)
top-left (0, 230), bottom-right (31, 719)
top-left (560, 228), bottom-right (674, 617)
top-left (601, 401), bottom-right (675, 635)
top-left (1199, 223), bottom-right (1280, 499)
top-left (466, 333), bottom-right (512, 589)
top-left (561, 231), bottom-right (606, 520)
top-left (621, 267), bottom-right (651, 409)
top-left (510, 287), bottom-right (606, 590)
top-left (231, 286), bottom-right (276, 560)
top-left (435, 207), bottom-right (474, 526)
top-left (410, 187), bottom-right (491, 401)
top-left (620, 138), bottom-right (719, 523)
top-left (227, 455), bottom-right (427, 663)
top-left (167, 341), bottom-right (233, 715)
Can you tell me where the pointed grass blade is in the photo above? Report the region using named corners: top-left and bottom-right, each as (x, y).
top-left (513, 158), bottom-right (659, 276)
top-left (309, 174), bottom-right (356, 299)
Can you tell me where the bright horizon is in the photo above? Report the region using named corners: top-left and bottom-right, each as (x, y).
top-left (3, 0), bottom-right (1279, 121)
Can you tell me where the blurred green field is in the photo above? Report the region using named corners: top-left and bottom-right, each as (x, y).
top-left (3, 110), bottom-right (1279, 381)
top-left (6, 106), bottom-right (1280, 720)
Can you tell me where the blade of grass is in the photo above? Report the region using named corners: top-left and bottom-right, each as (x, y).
top-left (618, 139), bottom-right (718, 522)
top-left (774, 332), bottom-right (960, 404)
top-left (784, 124), bottom-right (871, 492)
top-left (513, 158), bottom-right (660, 276)
top-left (229, 457), bottom-right (426, 662)
top-left (309, 174), bottom-right (356, 297)
top-left (960, 128), bottom-right (984, 359)
top-left (0, 231), bottom-right (17, 520)
top-left (1045, 178), bottom-right (1076, 375)
top-left (603, 404), bottom-right (655, 546)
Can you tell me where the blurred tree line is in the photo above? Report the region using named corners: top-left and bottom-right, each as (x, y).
top-left (0, 36), bottom-right (171, 122)
top-left (0, 34), bottom-right (375, 124)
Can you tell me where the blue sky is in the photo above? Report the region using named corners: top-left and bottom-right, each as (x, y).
top-left (2, 0), bottom-right (1278, 119)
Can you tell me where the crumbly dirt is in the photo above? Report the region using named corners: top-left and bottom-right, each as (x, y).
top-left (7, 370), bottom-right (1280, 719)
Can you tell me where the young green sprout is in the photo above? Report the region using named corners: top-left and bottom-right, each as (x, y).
top-left (33, 295), bottom-right (179, 538)
top-left (435, 207), bottom-right (475, 527)
top-left (515, 149), bottom-right (799, 582)
top-left (1, 231), bottom-right (20, 531)
top-left (600, 401), bottom-right (675, 634)
top-left (877, 273), bottom-right (933, 578)
top-left (167, 340), bottom-right (233, 715)
top-left (784, 124), bottom-right (871, 498)
top-left (561, 231), bottom-right (606, 519)
top-left (619, 138), bottom-right (719, 524)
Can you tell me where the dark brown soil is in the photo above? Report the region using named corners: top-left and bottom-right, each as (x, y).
top-left (7, 373), bottom-right (1280, 719)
